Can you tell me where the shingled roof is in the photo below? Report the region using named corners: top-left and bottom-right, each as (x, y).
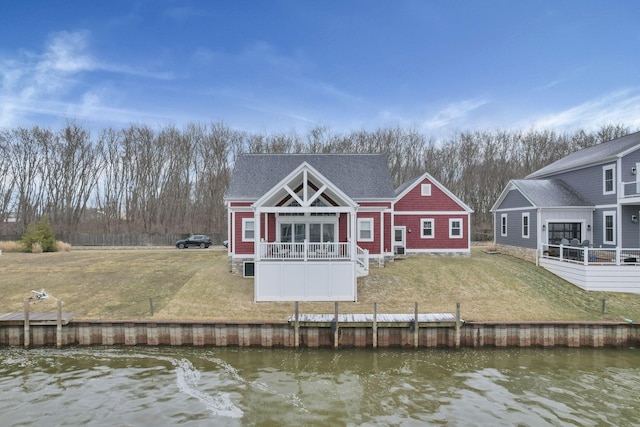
top-left (510, 179), bottom-right (593, 207)
top-left (226, 154), bottom-right (396, 200)
top-left (527, 131), bottom-right (640, 179)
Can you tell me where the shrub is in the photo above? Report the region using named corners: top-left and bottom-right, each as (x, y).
top-left (56, 241), bottom-right (73, 252)
top-left (0, 241), bottom-right (23, 253)
top-left (31, 242), bottom-right (43, 253)
top-left (21, 217), bottom-right (57, 253)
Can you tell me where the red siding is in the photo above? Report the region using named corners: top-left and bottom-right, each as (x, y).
top-left (234, 211), bottom-right (255, 255)
top-left (394, 178), bottom-right (469, 250)
top-left (395, 214), bottom-right (468, 249)
top-left (395, 178), bottom-right (463, 212)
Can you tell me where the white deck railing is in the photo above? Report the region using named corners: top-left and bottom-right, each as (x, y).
top-left (259, 241), bottom-right (351, 260)
top-left (541, 243), bottom-right (640, 266)
top-left (621, 180), bottom-right (640, 198)
top-left (356, 245), bottom-right (369, 272)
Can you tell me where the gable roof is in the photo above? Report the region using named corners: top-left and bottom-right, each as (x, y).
top-left (491, 179), bottom-right (593, 211)
top-left (395, 172), bottom-right (474, 212)
top-left (226, 154), bottom-right (396, 200)
top-left (527, 131), bottom-right (640, 179)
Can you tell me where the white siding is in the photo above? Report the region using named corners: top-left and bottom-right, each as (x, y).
top-left (540, 258), bottom-right (640, 293)
top-left (255, 261), bottom-right (356, 301)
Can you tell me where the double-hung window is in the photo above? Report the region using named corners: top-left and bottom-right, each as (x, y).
top-left (603, 165), bottom-right (615, 195)
top-left (242, 218), bottom-right (255, 242)
top-left (357, 218), bottom-right (374, 242)
top-left (522, 213), bottom-right (530, 239)
top-left (603, 211), bottom-right (616, 244)
top-left (449, 218), bottom-right (463, 239)
top-left (420, 218), bottom-right (434, 238)
top-left (500, 214), bottom-right (508, 237)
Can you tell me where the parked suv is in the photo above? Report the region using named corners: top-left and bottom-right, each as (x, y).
top-left (175, 235), bottom-right (213, 249)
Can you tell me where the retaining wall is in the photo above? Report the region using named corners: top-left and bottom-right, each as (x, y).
top-left (1, 320), bottom-right (637, 349)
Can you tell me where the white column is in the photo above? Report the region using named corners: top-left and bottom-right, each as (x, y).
top-left (350, 210), bottom-right (357, 260)
top-left (254, 208), bottom-right (261, 261)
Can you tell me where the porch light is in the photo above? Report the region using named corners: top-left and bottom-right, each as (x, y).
top-left (587, 224), bottom-right (591, 231)
top-left (542, 224), bottom-right (546, 231)
top-left (632, 215), bottom-right (638, 224)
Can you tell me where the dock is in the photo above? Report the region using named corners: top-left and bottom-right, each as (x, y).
top-left (288, 312), bottom-right (460, 327)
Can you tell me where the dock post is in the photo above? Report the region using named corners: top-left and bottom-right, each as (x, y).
top-left (414, 302), bottom-right (419, 348)
top-left (294, 302), bottom-right (300, 348)
top-left (57, 300), bottom-right (63, 348)
top-left (372, 302), bottom-right (378, 348)
top-left (455, 302), bottom-right (461, 349)
top-left (333, 302), bottom-right (339, 349)
top-left (23, 299), bottom-right (30, 349)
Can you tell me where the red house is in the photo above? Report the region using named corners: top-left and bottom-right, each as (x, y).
top-left (225, 154), bottom-right (472, 302)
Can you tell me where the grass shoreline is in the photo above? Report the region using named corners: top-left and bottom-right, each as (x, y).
top-left (1, 246), bottom-right (639, 323)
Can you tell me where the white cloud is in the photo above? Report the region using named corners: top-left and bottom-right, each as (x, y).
top-left (0, 30), bottom-right (174, 128)
top-left (533, 89), bottom-right (640, 131)
top-left (422, 98), bottom-right (489, 130)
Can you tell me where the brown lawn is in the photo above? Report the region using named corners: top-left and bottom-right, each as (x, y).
top-left (1, 246), bottom-right (639, 323)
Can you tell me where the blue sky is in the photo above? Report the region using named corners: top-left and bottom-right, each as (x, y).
top-left (1, 1), bottom-right (640, 136)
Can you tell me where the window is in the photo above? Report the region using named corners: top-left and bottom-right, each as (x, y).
top-left (449, 218), bottom-right (463, 238)
top-left (603, 212), bottom-right (616, 244)
top-left (280, 223), bottom-right (306, 243)
top-left (548, 222), bottom-right (581, 244)
top-left (501, 214), bottom-right (507, 237)
top-left (522, 213), bottom-right (530, 239)
top-left (358, 218), bottom-right (374, 242)
top-left (421, 184), bottom-right (432, 196)
top-left (603, 165), bottom-right (615, 195)
top-left (242, 218), bottom-right (255, 242)
top-left (420, 218), bottom-right (434, 238)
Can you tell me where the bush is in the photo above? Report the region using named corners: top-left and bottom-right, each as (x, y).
top-left (56, 241), bottom-right (73, 252)
top-left (0, 241), bottom-right (23, 253)
top-left (31, 242), bottom-right (43, 253)
top-left (21, 217), bottom-right (57, 253)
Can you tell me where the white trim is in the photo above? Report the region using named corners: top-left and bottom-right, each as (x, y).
top-left (602, 211), bottom-right (616, 245)
top-left (603, 164), bottom-right (616, 195)
top-left (420, 218), bottom-right (435, 239)
top-left (358, 206), bottom-right (392, 212)
top-left (421, 183), bottom-right (432, 196)
top-left (393, 210), bottom-right (469, 216)
top-left (357, 218), bottom-right (374, 242)
top-left (501, 213), bottom-right (508, 237)
top-left (406, 248), bottom-right (471, 254)
top-left (242, 218), bottom-right (255, 242)
top-left (449, 218), bottom-right (463, 239)
top-left (395, 172), bottom-right (473, 213)
top-left (522, 212), bottom-right (530, 239)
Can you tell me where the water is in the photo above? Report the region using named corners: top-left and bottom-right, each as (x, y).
top-left (1, 347), bottom-right (638, 426)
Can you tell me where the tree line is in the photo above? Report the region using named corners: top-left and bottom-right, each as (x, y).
top-left (0, 121), bottom-right (633, 241)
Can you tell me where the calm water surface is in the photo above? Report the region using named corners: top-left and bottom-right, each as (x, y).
top-left (1, 346), bottom-right (638, 426)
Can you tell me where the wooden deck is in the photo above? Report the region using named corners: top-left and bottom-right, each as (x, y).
top-left (0, 312), bottom-right (74, 326)
top-left (289, 312), bottom-right (460, 328)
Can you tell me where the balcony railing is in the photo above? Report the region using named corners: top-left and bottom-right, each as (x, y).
top-left (621, 179), bottom-right (640, 198)
top-left (542, 243), bottom-right (640, 266)
top-left (259, 241), bottom-right (351, 260)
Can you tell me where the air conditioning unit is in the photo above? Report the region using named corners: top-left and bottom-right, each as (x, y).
top-left (243, 261), bottom-right (255, 278)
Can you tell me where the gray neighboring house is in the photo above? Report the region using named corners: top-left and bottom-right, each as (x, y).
top-left (491, 131), bottom-right (640, 293)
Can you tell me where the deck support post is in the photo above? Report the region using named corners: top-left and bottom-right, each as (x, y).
top-left (455, 302), bottom-right (461, 349)
top-left (372, 302), bottom-right (378, 348)
top-left (57, 300), bottom-right (63, 348)
top-left (333, 302), bottom-right (339, 349)
top-left (294, 302), bottom-right (300, 348)
top-left (413, 302), bottom-right (419, 348)
top-left (23, 299), bottom-right (30, 349)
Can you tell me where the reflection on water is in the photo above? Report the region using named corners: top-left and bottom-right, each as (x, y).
top-left (1, 346), bottom-right (638, 426)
